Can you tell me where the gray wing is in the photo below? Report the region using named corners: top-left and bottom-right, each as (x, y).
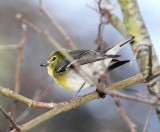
top-left (56, 50), bottom-right (120, 73)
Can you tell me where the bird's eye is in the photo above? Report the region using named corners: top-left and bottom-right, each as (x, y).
top-left (52, 57), bottom-right (56, 61)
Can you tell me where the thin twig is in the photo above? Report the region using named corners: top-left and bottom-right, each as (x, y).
top-left (87, 4), bottom-right (99, 13)
top-left (0, 44), bottom-right (19, 50)
top-left (112, 96), bottom-right (137, 132)
top-left (124, 88), bottom-right (152, 99)
top-left (101, 0), bottom-right (128, 35)
top-left (39, 0), bottom-right (77, 50)
top-left (98, 0), bottom-right (111, 24)
top-left (95, 0), bottom-right (112, 49)
top-left (143, 105), bottom-right (152, 132)
top-left (12, 24), bottom-right (27, 120)
top-left (0, 105), bottom-right (20, 131)
top-left (107, 91), bottom-right (160, 106)
top-left (88, 1), bottom-right (127, 35)
top-left (15, 24), bottom-right (27, 94)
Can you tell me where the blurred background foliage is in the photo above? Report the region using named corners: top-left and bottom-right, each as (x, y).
top-left (0, 0), bottom-right (160, 132)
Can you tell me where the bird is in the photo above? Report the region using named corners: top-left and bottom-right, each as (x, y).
top-left (40, 35), bottom-right (134, 94)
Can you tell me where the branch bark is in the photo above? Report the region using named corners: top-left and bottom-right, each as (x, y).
top-left (0, 86), bottom-right (57, 109)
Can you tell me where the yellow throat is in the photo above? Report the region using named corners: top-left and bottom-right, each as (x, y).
top-left (47, 50), bottom-right (71, 91)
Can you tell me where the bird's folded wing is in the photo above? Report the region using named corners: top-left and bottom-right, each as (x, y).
top-left (56, 50), bottom-right (120, 73)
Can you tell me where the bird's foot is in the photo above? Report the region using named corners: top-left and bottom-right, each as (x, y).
top-left (96, 89), bottom-right (106, 98)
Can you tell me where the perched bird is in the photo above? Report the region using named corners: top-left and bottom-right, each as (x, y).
top-left (40, 35), bottom-right (134, 93)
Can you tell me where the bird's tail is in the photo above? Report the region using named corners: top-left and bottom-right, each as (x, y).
top-left (106, 35), bottom-right (135, 55)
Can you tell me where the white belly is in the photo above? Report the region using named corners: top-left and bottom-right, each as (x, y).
top-left (66, 59), bottom-right (111, 91)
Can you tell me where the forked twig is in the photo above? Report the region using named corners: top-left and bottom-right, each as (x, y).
top-left (0, 105), bottom-right (20, 131)
top-left (112, 96), bottom-right (137, 132)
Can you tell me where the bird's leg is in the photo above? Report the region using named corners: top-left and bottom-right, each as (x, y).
top-left (74, 82), bottom-right (86, 99)
top-left (96, 79), bottom-right (106, 98)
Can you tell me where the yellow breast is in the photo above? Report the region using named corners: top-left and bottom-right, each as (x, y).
top-left (47, 67), bottom-right (72, 91)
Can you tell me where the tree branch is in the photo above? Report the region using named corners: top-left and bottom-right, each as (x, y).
top-left (10, 65), bottom-right (160, 132)
top-left (0, 86), bottom-right (57, 109)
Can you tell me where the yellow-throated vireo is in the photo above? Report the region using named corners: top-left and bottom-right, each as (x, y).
top-left (40, 35), bottom-right (134, 92)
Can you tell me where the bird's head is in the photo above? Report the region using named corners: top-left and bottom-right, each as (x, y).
top-left (40, 51), bottom-right (64, 75)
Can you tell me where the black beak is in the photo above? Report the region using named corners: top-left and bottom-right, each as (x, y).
top-left (40, 61), bottom-right (49, 67)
